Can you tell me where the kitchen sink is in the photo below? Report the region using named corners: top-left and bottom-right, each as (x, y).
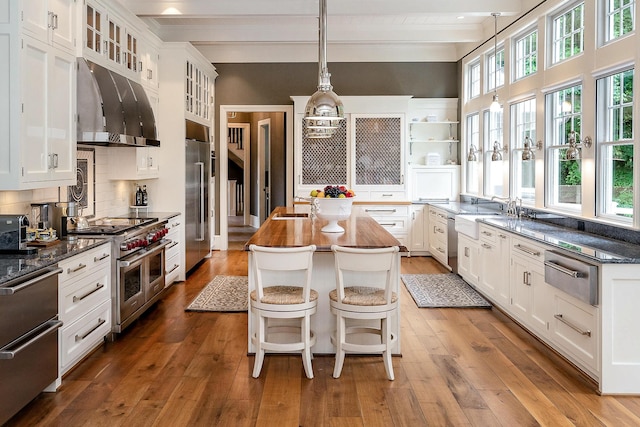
top-left (272, 213), bottom-right (309, 220)
top-left (455, 214), bottom-right (501, 239)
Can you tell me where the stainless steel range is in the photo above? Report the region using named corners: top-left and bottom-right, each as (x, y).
top-left (68, 217), bottom-right (171, 333)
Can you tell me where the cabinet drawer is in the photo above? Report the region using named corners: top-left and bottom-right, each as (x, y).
top-left (479, 224), bottom-right (500, 244)
top-left (511, 236), bottom-right (546, 262)
top-left (165, 239), bottom-right (180, 259)
top-left (362, 205), bottom-right (409, 217)
top-left (59, 269), bottom-right (110, 325)
top-left (551, 292), bottom-right (598, 372)
top-left (165, 252), bottom-right (181, 286)
top-left (60, 299), bottom-right (111, 374)
top-left (372, 216), bottom-right (408, 234)
top-left (58, 243), bottom-right (111, 284)
top-left (428, 207), bottom-right (448, 224)
top-left (369, 191), bottom-right (406, 201)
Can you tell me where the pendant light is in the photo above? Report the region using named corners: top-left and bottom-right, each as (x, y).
top-left (304, 0), bottom-right (344, 139)
top-left (489, 12), bottom-right (502, 112)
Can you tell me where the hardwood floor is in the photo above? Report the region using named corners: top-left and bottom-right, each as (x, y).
top-left (7, 251), bottom-right (640, 426)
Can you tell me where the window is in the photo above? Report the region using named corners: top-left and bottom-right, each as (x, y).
top-left (487, 48), bottom-right (505, 91)
top-left (551, 3), bottom-right (585, 64)
top-left (597, 69), bottom-right (634, 220)
top-left (546, 84), bottom-right (583, 211)
top-left (468, 60), bottom-right (481, 100)
top-left (511, 99), bottom-right (537, 203)
top-left (484, 110), bottom-right (506, 197)
top-left (465, 113), bottom-right (480, 194)
top-left (514, 29), bottom-right (537, 80)
top-left (607, 0), bottom-right (635, 42)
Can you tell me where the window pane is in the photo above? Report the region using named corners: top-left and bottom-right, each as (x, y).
top-left (515, 30), bottom-right (537, 80)
top-left (608, 0), bottom-right (635, 41)
top-left (511, 99), bottom-right (536, 203)
top-left (466, 113), bottom-right (480, 194)
top-left (552, 3), bottom-right (584, 64)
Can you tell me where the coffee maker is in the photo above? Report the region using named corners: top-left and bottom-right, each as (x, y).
top-left (30, 202), bottom-right (55, 230)
top-left (0, 215), bottom-right (35, 254)
top-left (52, 202), bottom-right (78, 241)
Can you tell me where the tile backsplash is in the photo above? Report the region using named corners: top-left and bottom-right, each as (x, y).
top-left (0, 147), bottom-right (130, 220)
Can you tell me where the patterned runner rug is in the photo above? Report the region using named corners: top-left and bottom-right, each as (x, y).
top-left (186, 275), bottom-right (248, 312)
top-left (401, 274), bottom-right (491, 308)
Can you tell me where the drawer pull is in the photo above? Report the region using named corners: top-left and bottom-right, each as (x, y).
top-left (75, 318), bottom-right (106, 342)
top-left (379, 222), bottom-right (396, 227)
top-left (172, 222), bottom-right (181, 227)
top-left (554, 314), bottom-right (591, 337)
top-left (435, 227), bottom-right (444, 234)
top-left (166, 263), bottom-right (180, 274)
top-left (381, 193), bottom-right (393, 197)
top-left (481, 243), bottom-right (492, 249)
top-left (167, 241), bottom-right (179, 250)
top-left (481, 231), bottom-right (492, 236)
top-left (523, 271), bottom-right (531, 286)
top-left (464, 247), bottom-right (469, 257)
top-left (514, 244), bottom-right (540, 256)
top-left (73, 283), bottom-right (105, 303)
top-left (365, 209), bottom-right (397, 213)
top-left (68, 263), bottom-right (87, 274)
top-left (544, 261), bottom-right (580, 278)
top-left (498, 234), bottom-right (507, 239)
top-left (437, 247), bottom-right (445, 254)
top-left (94, 253), bottom-right (110, 262)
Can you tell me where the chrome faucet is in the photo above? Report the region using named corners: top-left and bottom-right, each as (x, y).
top-left (491, 196), bottom-right (521, 218)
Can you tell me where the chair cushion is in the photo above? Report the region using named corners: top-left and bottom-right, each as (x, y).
top-left (251, 286), bottom-right (319, 305)
top-left (329, 286), bottom-right (397, 306)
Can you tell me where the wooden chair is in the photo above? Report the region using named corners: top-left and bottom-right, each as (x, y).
top-left (329, 245), bottom-right (400, 380)
top-left (249, 244), bottom-right (318, 379)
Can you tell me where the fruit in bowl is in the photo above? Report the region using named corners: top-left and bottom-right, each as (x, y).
top-left (310, 185), bottom-right (355, 199)
top-left (310, 186), bottom-right (355, 232)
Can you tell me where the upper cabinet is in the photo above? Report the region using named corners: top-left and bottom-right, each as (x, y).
top-left (83, 0), bottom-right (161, 91)
top-left (21, 0), bottom-right (76, 54)
top-left (185, 60), bottom-right (213, 122)
top-left (292, 96), bottom-right (411, 201)
top-left (0, 1), bottom-right (77, 190)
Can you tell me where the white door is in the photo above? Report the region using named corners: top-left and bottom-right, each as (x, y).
top-left (258, 118), bottom-right (271, 223)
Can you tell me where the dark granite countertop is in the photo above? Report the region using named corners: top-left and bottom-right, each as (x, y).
top-left (423, 201), bottom-right (502, 215)
top-left (114, 211), bottom-right (180, 222)
top-left (0, 238), bottom-right (110, 285)
top-left (478, 216), bottom-right (640, 264)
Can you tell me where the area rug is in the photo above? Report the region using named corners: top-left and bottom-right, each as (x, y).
top-left (186, 275), bottom-right (248, 312)
top-left (401, 274), bottom-right (491, 308)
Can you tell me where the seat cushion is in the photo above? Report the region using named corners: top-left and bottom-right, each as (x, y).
top-left (329, 286), bottom-right (397, 306)
top-left (251, 286), bottom-right (319, 305)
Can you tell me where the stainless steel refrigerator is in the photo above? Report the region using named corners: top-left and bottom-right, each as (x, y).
top-left (185, 120), bottom-right (211, 273)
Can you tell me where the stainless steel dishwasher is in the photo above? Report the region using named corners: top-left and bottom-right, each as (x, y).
top-left (0, 266), bottom-right (63, 425)
top-left (544, 250), bottom-right (598, 306)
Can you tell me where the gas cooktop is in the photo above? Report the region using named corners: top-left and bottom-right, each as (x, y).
top-left (68, 217), bottom-right (158, 235)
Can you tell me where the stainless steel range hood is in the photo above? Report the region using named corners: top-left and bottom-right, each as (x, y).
top-left (77, 59), bottom-right (159, 147)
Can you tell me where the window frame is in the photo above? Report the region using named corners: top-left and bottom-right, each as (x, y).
top-left (550, 2), bottom-right (585, 65)
top-left (465, 112), bottom-right (481, 195)
top-left (605, 0), bottom-right (635, 44)
top-left (467, 60), bottom-right (481, 100)
top-left (510, 98), bottom-right (537, 204)
top-left (483, 109), bottom-right (506, 197)
top-left (487, 46), bottom-right (505, 92)
top-left (513, 28), bottom-right (538, 81)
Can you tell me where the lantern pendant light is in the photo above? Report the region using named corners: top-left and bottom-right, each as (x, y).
top-left (304, 0), bottom-right (344, 139)
top-left (489, 12), bottom-right (502, 113)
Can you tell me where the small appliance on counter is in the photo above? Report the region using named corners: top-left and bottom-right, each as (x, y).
top-left (0, 215), bottom-right (36, 255)
top-left (51, 201), bottom-right (79, 241)
top-left (30, 202), bottom-right (55, 229)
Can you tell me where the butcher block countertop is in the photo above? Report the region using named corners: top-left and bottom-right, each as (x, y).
top-left (244, 206), bottom-right (407, 252)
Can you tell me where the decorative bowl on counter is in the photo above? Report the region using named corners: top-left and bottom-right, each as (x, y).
top-left (313, 197), bottom-right (354, 233)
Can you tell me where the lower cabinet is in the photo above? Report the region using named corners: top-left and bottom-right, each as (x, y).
top-left (165, 214), bottom-right (182, 286)
top-left (362, 204), bottom-right (409, 250)
top-left (458, 234), bottom-right (479, 286)
top-left (478, 224), bottom-right (510, 306)
top-left (409, 205), bottom-right (429, 255)
top-left (427, 206), bottom-right (448, 268)
top-left (58, 242), bottom-right (112, 375)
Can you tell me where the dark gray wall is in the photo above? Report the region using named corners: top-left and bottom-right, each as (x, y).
top-left (213, 62), bottom-right (459, 230)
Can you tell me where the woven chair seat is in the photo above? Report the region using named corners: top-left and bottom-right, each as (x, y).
top-left (329, 286), bottom-right (397, 306)
top-left (251, 286), bottom-right (319, 305)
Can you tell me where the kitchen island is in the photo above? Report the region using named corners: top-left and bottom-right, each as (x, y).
top-left (245, 205), bottom-right (406, 354)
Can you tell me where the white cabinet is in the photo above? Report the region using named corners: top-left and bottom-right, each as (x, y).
top-left (165, 215), bottom-right (183, 286)
top-left (362, 204), bottom-right (409, 248)
top-left (409, 165), bottom-right (460, 202)
top-left (407, 98), bottom-right (459, 166)
top-left (427, 205), bottom-right (449, 268)
top-left (186, 60), bottom-right (213, 121)
top-left (58, 242), bottom-right (112, 375)
top-left (409, 205), bottom-right (429, 254)
top-left (0, 6), bottom-right (77, 190)
top-left (108, 147), bottom-right (160, 180)
top-left (458, 233), bottom-right (480, 286)
top-left (291, 96), bottom-right (411, 201)
top-left (478, 224), bottom-right (510, 306)
top-left (21, 0), bottom-right (76, 54)
top-left (509, 236), bottom-right (551, 337)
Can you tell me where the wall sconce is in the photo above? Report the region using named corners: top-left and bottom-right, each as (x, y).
top-left (521, 136), bottom-right (543, 161)
top-left (467, 144), bottom-right (482, 162)
top-left (491, 141), bottom-right (507, 161)
top-left (565, 131), bottom-right (592, 160)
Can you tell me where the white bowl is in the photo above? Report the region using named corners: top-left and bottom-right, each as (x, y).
top-left (313, 197), bottom-right (354, 233)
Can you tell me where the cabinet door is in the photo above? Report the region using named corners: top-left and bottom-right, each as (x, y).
top-left (298, 117), bottom-right (348, 190)
top-left (21, 0), bottom-right (50, 42)
top-left (510, 253), bottom-right (532, 321)
top-left (410, 166), bottom-right (460, 202)
top-left (48, 47), bottom-right (76, 181)
top-left (352, 115), bottom-right (404, 190)
top-left (49, 0), bottom-right (76, 52)
top-left (458, 234), bottom-right (479, 286)
top-left (409, 205), bottom-right (425, 252)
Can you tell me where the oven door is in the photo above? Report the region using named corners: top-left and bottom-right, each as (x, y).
top-left (117, 255), bottom-right (146, 323)
top-left (145, 244), bottom-right (165, 301)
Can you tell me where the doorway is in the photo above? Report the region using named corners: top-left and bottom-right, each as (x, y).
top-left (258, 118), bottom-right (271, 224)
top-left (217, 105), bottom-right (294, 250)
